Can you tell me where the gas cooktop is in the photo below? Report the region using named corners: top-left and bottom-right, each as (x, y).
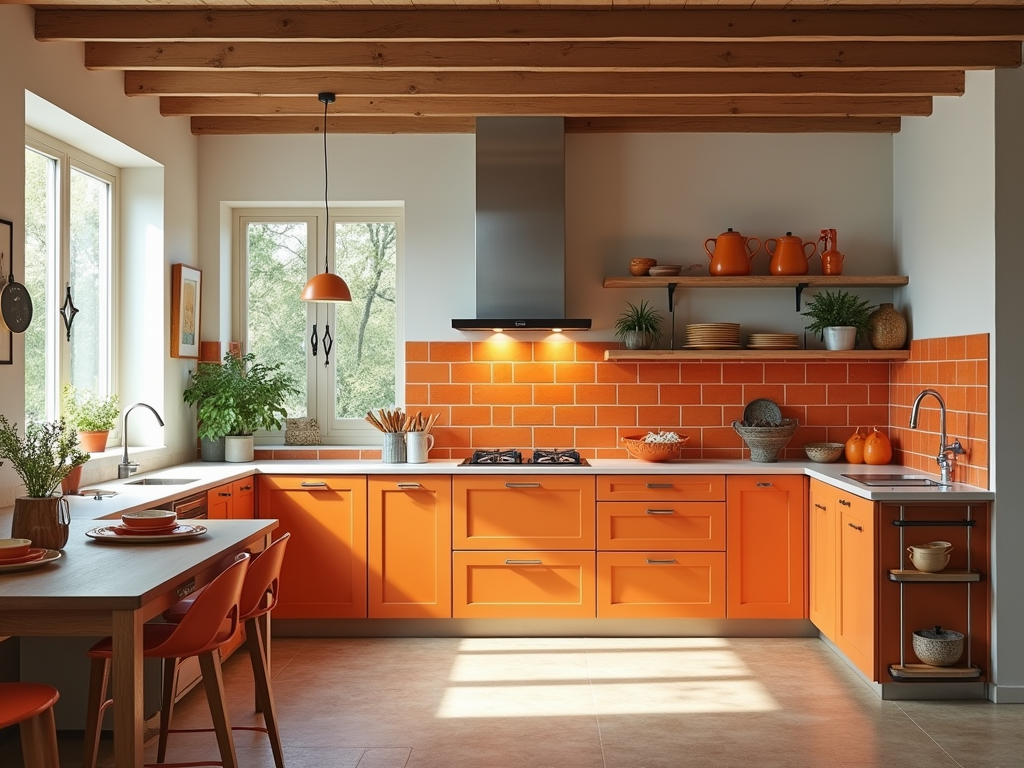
top-left (459, 448), bottom-right (590, 466)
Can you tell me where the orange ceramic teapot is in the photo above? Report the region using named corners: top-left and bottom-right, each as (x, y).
top-left (704, 228), bottom-right (761, 276)
top-left (765, 232), bottom-right (816, 276)
top-left (818, 229), bottom-right (845, 276)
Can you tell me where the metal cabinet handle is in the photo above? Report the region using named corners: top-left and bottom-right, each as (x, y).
top-left (240, 484), bottom-right (252, 491)
top-left (397, 483), bottom-right (422, 489)
top-left (839, 498), bottom-right (852, 507)
top-left (300, 481), bottom-right (329, 488)
top-left (218, 492), bottom-right (231, 497)
top-left (646, 509), bottom-right (675, 515)
top-left (646, 483), bottom-right (673, 489)
top-left (505, 482), bottom-right (541, 488)
top-left (505, 559), bottom-right (542, 565)
top-left (756, 482), bottom-right (773, 487)
top-left (848, 522), bottom-right (864, 532)
top-left (645, 558), bottom-right (677, 565)
top-left (814, 503), bottom-right (827, 511)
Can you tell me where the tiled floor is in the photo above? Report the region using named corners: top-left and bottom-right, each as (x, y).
top-left (4, 636), bottom-right (1023, 768)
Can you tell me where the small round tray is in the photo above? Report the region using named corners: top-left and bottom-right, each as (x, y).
top-left (743, 398), bottom-right (783, 425)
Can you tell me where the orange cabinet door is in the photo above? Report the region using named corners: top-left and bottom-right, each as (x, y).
top-left (258, 475), bottom-right (368, 619)
top-left (726, 475), bottom-right (807, 619)
top-left (597, 552), bottom-right (726, 618)
top-left (597, 502), bottom-right (725, 551)
top-left (835, 492), bottom-right (876, 679)
top-left (597, 475), bottom-right (725, 503)
top-left (207, 484), bottom-right (231, 520)
top-left (453, 476), bottom-right (596, 550)
top-left (808, 480), bottom-right (838, 641)
top-left (452, 551), bottom-right (595, 618)
top-left (368, 476), bottom-right (452, 619)
top-left (230, 477), bottom-right (255, 519)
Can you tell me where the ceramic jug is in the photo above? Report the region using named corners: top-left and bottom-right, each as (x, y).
top-left (704, 228), bottom-right (760, 276)
top-left (765, 232), bottom-right (816, 276)
top-left (818, 229), bottom-right (845, 275)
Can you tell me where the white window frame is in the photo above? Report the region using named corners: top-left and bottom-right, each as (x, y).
top-left (234, 206), bottom-right (405, 445)
top-left (25, 128), bottom-right (120, 446)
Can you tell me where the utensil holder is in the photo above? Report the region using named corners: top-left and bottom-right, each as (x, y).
top-left (382, 432), bottom-right (407, 463)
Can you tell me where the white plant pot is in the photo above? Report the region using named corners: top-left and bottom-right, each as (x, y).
top-left (224, 435), bottom-right (255, 463)
top-left (823, 326), bottom-right (857, 351)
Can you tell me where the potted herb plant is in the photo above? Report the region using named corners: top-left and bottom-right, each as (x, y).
top-left (0, 416), bottom-right (88, 549)
top-left (63, 386), bottom-right (120, 452)
top-left (614, 300), bottom-right (664, 350)
top-left (801, 289), bottom-right (875, 350)
top-left (183, 359), bottom-right (237, 461)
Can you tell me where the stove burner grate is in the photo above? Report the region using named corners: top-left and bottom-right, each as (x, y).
top-left (529, 448), bottom-right (583, 465)
top-left (468, 449), bottom-right (523, 464)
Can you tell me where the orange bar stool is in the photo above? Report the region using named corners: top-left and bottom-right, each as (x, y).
top-left (159, 533), bottom-right (291, 768)
top-left (82, 552), bottom-right (251, 768)
top-left (0, 682), bottom-right (61, 768)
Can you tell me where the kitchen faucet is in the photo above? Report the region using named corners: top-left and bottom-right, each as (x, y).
top-left (909, 389), bottom-right (965, 484)
top-left (118, 403), bottom-right (166, 479)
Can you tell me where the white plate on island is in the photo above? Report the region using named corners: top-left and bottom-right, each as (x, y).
top-left (86, 524), bottom-right (208, 543)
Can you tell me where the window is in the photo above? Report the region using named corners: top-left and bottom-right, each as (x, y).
top-left (24, 131), bottom-right (117, 442)
top-left (238, 207), bottom-right (402, 443)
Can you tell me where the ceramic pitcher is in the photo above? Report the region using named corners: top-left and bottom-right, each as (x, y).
top-left (765, 232), bottom-right (816, 275)
top-left (704, 228), bottom-right (761, 276)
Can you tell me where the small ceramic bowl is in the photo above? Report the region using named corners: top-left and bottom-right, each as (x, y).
top-left (121, 509), bottom-right (178, 529)
top-left (804, 442), bottom-right (845, 463)
top-left (629, 258), bottom-right (657, 276)
top-left (912, 625), bottom-right (964, 667)
top-left (907, 541), bottom-right (953, 573)
top-left (0, 538), bottom-right (33, 560)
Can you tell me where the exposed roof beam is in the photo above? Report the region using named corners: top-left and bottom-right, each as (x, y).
top-left (36, 8), bottom-right (1024, 43)
top-left (84, 40), bottom-right (1021, 73)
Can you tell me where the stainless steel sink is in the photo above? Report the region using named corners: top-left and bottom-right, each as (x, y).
top-left (125, 478), bottom-right (199, 485)
top-left (842, 473), bottom-right (945, 487)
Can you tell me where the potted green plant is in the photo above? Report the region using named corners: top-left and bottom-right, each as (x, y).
top-left (183, 359), bottom-right (237, 461)
top-left (801, 290), bottom-right (875, 350)
top-left (0, 416), bottom-right (88, 549)
top-left (614, 300), bottom-right (664, 350)
top-left (63, 386), bottom-right (120, 452)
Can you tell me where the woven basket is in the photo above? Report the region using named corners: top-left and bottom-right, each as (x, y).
top-left (732, 419), bottom-right (798, 463)
top-left (285, 417), bottom-right (321, 446)
top-left (622, 434), bottom-right (689, 462)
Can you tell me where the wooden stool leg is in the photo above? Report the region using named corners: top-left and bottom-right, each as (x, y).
top-left (20, 706), bottom-right (60, 768)
top-left (246, 618), bottom-right (285, 768)
top-left (198, 650), bottom-right (239, 768)
top-left (83, 657), bottom-right (110, 768)
top-left (157, 657), bottom-right (180, 763)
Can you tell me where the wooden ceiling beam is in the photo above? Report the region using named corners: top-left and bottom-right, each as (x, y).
top-left (189, 113), bottom-right (903, 135)
top-left (84, 40), bottom-right (1021, 73)
top-left (36, 8), bottom-right (1024, 44)
top-left (126, 69), bottom-right (966, 97)
top-left (159, 94), bottom-right (933, 118)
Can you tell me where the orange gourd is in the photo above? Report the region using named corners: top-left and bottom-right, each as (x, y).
top-left (845, 428), bottom-right (866, 464)
top-left (864, 427), bottom-right (893, 465)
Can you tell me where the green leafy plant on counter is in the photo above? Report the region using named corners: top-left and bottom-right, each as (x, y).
top-left (0, 416), bottom-right (89, 498)
top-left (62, 385), bottom-right (120, 433)
top-left (801, 289), bottom-right (875, 341)
top-left (614, 300), bottom-right (664, 350)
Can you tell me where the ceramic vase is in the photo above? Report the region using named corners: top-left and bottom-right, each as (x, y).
top-left (868, 303), bottom-right (907, 350)
top-left (224, 435), bottom-right (254, 462)
top-left (11, 496), bottom-right (71, 550)
top-left (823, 326), bottom-right (857, 351)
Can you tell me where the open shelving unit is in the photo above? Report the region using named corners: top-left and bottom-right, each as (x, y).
top-left (604, 348), bottom-right (910, 362)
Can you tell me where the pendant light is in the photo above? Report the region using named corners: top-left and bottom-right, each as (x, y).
top-left (301, 92), bottom-right (351, 365)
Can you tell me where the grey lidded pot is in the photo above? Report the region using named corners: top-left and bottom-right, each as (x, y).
top-left (912, 625), bottom-right (964, 667)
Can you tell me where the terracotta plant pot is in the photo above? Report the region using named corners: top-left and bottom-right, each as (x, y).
top-left (78, 430), bottom-right (110, 453)
top-left (11, 496), bottom-right (71, 550)
top-left (61, 464), bottom-right (84, 495)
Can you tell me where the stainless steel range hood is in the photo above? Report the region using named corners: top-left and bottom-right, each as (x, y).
top-left (452, 117), bottom-right (591, 332)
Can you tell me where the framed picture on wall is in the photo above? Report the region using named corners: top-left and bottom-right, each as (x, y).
top-left (0, 218), bottom-right (13, 365)
top-left (170, 263), bottom-right (201, 359)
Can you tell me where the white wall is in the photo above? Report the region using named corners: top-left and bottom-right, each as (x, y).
top-left (0, 6), bottom-right (199, 506)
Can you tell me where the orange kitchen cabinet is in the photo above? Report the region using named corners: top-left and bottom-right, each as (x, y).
top-left (808, 479), bottom-right (838, 641)
top-left (368, 476), bottom-right (452, 619)
top-left (452, 551), bottom-right (595, 618)
top-left (597, 552), bottom-right (726, 618)
top-left (257, 475), bottom-right (367, 619)
top-left (597, 475), bottom-right (725, 503)
top-left (206, 477), bottom-right (255, 520)
top-left (726, 475), bottom-right (807, 619)
top-left (597, 501), bottom-right (725, 552)
top-left (835, 490), bottom-right (876, 679)
top-left (453, 475), bottom-right (596, 550)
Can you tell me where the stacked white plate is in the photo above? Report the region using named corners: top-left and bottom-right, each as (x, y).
top-left (747, 333), bottom-right (800, 350)
top-left (684, 323), bottom-right (741, 349)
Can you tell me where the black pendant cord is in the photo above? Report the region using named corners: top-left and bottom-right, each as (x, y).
top-left (311, 91), bottom-right (337, 366)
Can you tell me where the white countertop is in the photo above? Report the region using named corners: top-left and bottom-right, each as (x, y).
top-left (0, 457), bottom-right (993, 534)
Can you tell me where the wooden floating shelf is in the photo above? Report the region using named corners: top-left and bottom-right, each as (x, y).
top-left (603, 275), bottom-right (910, 289)
top-left (604, 349), bottom-right (911, 362)
top-left (889, 569), bottom-right (981, 583)
top-left (889, 663), bottom-right (983, 680)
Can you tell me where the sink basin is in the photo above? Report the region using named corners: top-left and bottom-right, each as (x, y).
top-left (842, 473), bottom-right (945, 487)
top-left (125, 478), bottom-right (199, 486)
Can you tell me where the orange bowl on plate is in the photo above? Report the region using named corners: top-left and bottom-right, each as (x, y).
top-left (622, 434), bottom-right (689, 462)
top-left (0, 538), bottom-right (33, 560)
top-left (121, 509), bottom-right (177, 529)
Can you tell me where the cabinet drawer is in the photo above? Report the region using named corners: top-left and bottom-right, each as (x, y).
top-left (259, 475), bottom-right (364, 493)
top-left (597, 552), bottom-right (726, 619)
top-left (453, 476), bottom-right (596, 550)
top-left (597, 475), bottom-right (725, 502)
top-left (597, 502), bottom-right (725, 551)
top-left (452, 551), bottom-right (595, 618)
